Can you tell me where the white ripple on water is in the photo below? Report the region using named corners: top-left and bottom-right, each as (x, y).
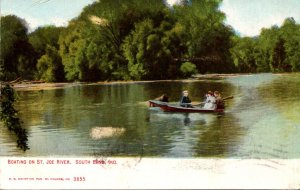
top-left (89, 126), bottom-right (125, 140)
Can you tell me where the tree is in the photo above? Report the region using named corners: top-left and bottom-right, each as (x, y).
top-left (180, 62), bottom-right (197, 77)
top-left (81, 0), bottom-right (168, 80)
top-left (59, 21), bottom-right (91, 81)
top-left (272, 37), bottom-right (288, 72)
top-left (280, 18), bottom-right (300, 71)
top-left (230, 37), bottom-right (257, 72)
top-left (250, 18), bottom-right (300, 73)
top-left (173, 0), bottom-right (234, 73)
top-left (122, 18), bottom-right (175, 80)
top-left (29, 26), bottom-right (63, 59)
top-left (36, 45), bottom-right (65, 82)
top-left (1, 15), bottom-right (35, 80)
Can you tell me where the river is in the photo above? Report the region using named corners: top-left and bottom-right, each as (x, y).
top-left (1, 73), bottom-right (300, 158)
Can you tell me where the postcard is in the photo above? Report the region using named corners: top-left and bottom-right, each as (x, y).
top-left (1, 0), bottom-right (300, 189)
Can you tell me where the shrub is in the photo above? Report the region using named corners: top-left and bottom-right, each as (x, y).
top-left (180, 62), bottom-right (197, 78)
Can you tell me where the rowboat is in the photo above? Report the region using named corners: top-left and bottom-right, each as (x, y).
top-left (148, 100), bottom-right (224, 113)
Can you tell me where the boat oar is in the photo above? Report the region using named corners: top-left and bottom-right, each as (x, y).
top-left (222, 96), bottom-right (234, 101)
top-left (178, 102), bottom-right (204, 107)
top-left (191, 96), bottom-right (234, 107)
top-left (191, 102), bottom-right (205, 107)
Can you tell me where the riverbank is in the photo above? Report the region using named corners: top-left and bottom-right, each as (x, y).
top-left (8, 73), bottom-right (250, 91)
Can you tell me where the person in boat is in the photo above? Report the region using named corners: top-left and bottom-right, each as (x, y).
top-left (155, 94), bottom-right (169, 102)
top-left (214, 91), bottom-right (224, 109)
top-left (203, 91), bottom-right (216, 109)
top-left (180, 90), bottom-right (193, 107)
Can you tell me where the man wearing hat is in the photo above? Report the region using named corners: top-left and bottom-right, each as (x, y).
top-left (180, 90), bottom-right (192, 107)
top-left (214, 91), bottom-right (224, 109)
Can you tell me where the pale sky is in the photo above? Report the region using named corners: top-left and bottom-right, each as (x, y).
top-left (0, 0), bottom-right (96, 30)
top-left (1, 0), bottom-right (300, 36)
top-left (220, 0), bottom-right (300, 36)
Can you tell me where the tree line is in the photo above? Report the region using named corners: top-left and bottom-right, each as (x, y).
top-left (1, 0), bottom-right (300, 82)
top-left (230, 17), bottom-right (300, 73)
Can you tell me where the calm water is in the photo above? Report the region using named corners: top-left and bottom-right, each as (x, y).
top-left (1, 73), bottom-right (300, 158)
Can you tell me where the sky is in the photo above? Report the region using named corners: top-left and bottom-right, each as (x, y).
top-left (220, 0), bottom-right (300, 36)
top-left (1, 0), bottom-right (300, 36)
top-left (0, 0), bottom-right (96, 30)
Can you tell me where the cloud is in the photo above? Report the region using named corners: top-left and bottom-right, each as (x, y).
top-left (165, 0), bottom-right (181, 7)
top-left (17, 15), bottom-right (44, 32)
top-left (220, 0), bottom-right (300, 37)
top-left (49, 17), bottom-right (68, 27)
top-left (24, 16), bottom-right (68, 32)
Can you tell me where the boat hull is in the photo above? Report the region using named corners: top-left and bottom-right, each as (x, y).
top-left (148, 100), bottom-right (224, 113)
top-left (149, 100), bottom-right (168, 107)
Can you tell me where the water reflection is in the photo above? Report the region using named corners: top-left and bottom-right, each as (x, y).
top-left (194, 113), bottom-right (244, 157)
top-left (1, 74), bottom-right (300, 158)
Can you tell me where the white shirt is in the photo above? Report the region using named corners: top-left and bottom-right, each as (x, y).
top-left (203, 95), bottom-right (216, 109)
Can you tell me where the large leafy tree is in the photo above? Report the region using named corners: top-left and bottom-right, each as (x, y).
top-left (280, 18), bottom-right (300, 71)
top-left (36, 45), bottom-right (65, 82)
top-left (29, 26), bottom-right (63, 59)
top-left (59, 0), bottom-right (169, 81)
top-left (59, 21), bottom-right (92, 81)
top-left (1, 15), bottom-right (35, 80)
top-left (122, 11), bottom-right (181, 80)
top-left (173, 0), bottom-right (234, 73)
top-left (230, 36), bottom-right (257, 72)
top-left (250, 18), bottom-right (300, 72)
top-left (82, 0), bottom-right (167, 80)
top-left (231, 17), bottom-right (300, 73)
top-left (29, 26), bottom-right (64, 81)
top-left (122, 19), bottom-right (172, 80)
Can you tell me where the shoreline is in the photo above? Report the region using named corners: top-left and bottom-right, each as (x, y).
top-left (3, 73), bottom-right (262, 91)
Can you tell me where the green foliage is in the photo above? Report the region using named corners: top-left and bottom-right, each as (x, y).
top-left (29, 26), bottom-right (63, 57)
top-left (230, 37), bottom-right (257, 72)
top-left (1, 15), bottom-right (35, 80)
top-left (29, 25), bottom-right (64, 78)
top-left (58, 21), bottom-right (93, 81)
top-left (232, 17), bottom-right (300, 73)
top-left (36, 45), bottom-right (65, 82)
top-left (122, 17), bottom-right (177, 80)
top-left (173, 0), bottom-right (234, 73)
top-left (280, 18), bottom-right (300, 71)
top-left (0, 84), bottom-right (29, 151)
top-left (122, 19), bottom-right (153, 80)
top-left (79, 0), bottom-right (168, 80)
top-left (180, 62), bottom-right (197, 77)
top-left (2, 2), bottom-right (300, 81)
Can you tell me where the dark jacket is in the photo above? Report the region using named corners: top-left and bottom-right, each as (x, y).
top-left (180, 96), bottom-right (192, 107)
top-left (215, 97), bottom-right (224, 109)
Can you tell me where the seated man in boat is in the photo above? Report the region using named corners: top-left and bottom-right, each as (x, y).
top-left (155, 94), bottom-right (169, 102)
top-left (180, 90), bottom-right (193, 107)
top-left (214, 91), bottom-right (224, 109)
top-left (203, 91), bottom-right (216, 109)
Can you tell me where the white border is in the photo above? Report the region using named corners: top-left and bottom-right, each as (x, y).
top-left (1, 157), bottom-right (300, 189)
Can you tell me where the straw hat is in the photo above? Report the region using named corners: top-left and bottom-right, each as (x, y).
top-left (214, 91), bottom-right (220, 96)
